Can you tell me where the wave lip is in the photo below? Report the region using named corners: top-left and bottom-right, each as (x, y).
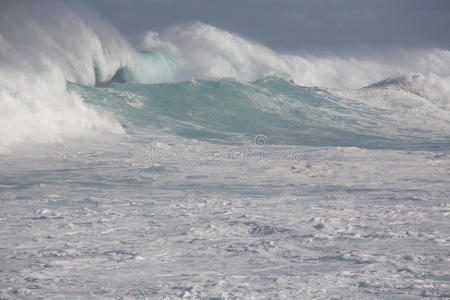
top-left (0, 0), bottom-right (138, 86)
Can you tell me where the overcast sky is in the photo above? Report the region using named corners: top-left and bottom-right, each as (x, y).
top-left (69, 0), bottom-right (450, 55)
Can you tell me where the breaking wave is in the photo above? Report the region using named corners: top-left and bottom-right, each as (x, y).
top-left (0, 0), bottom-right (134, 151)
top-left (0, 0), bottom-right (449, 151)
top-left (135, 23), bottom-right (450, 104)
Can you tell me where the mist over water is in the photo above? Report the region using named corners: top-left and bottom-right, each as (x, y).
top-left (1, 1), bottom-right (449, 299)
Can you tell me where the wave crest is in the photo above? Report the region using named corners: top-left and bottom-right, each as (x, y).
top-left (136, 23), bottom-right (450, 91)
top-left (0, 0), bottom-right (132, 151)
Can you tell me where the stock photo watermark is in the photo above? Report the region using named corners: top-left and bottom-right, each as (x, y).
top-left (130, 135), bottom-right (303, 166)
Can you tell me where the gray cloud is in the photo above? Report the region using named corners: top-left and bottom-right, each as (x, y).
top-left (66, 0), bottom-right (450, 54)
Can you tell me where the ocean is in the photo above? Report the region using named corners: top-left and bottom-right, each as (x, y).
top-left (0, 2), bottom-right (449, 299)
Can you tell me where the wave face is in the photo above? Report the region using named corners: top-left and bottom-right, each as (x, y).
top-left (0, 1), bottom-right (450, 152)
top-left (70, 76), bottom-right (450, 150)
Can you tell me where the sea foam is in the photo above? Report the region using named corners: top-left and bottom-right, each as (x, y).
top-left (0, 0), bottom-right (131, 151)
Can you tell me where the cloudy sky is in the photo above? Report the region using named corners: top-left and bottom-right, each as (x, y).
top-left (68, 0), bottom-right (450, 55)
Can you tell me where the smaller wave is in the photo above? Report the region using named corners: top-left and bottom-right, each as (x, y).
top-left (367, 74), bottom-right (450, 109)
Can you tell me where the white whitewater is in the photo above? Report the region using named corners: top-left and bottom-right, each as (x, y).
top-left (0, 2), bottom-right (449, 298)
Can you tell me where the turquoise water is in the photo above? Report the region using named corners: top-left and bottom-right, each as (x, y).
top-left (70, 76), bottom-right (450, 150)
